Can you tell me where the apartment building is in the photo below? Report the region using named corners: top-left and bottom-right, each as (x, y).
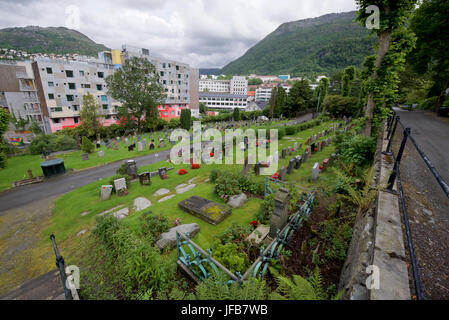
top-left (32, 52), bottom-right (119, 133)
top-left (199, 76), bottom-right (248, 95)
top-left (199, 92), bottom-right (247, 110)
top-left (255, 84), bottom-right (292, 102)
top-left (121, 45), bottom-right (199, 119)
top-left (0, 62), bottom-right (48, 134)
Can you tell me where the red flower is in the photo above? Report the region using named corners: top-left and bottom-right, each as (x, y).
top-left (210, 152), bottom-right (214, 157)
top-left (250, 220), bottom-right (258, 228)
top-left (191, 163), bottom-right (200, 169)
top-left (177, 169), bottom-right (188, 175)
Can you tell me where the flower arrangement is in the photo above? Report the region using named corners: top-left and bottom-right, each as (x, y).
top-left (177, 169), bottom-right (188, 175)
top-left (174, 218), bottom-right (182, 226)
top-left (271, 172), bottom-right (280, 180)
top-left (250, 220), bottom-right (258, 228)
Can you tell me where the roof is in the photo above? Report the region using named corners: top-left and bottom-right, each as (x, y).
top-left (199, 92), bottom-right (247, 99)
top-left (247, 91), bottom-right (256, 96)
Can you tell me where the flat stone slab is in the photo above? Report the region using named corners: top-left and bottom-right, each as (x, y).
top-left (133, 197), bottom-right (152, 212)
top-left (227, 193), bottom-right (248, 209)
top-left (77, 230), bottom-right (87, 237)
top-left (97, 205), bottom-right (125, 217)
top-left (113, 207), bottom-right (129, 220)
top-left (176, 184), bottom-right (196, 194)
top-left (247, 225), bottom-right (270, 244)
top-left (158, 195), bottom-right (176, 203)
top-left (156, 223), bottom-right (200, 250)
top-left (178, 196), bottom-right (231, 225)
top-left (80, 212), bottom-right (90, 217)
top-left (175, 184), bottom-right (188, 190)
top-left (154, 188), bottom-right (170, 197)
top-left (188, 177), bottom-right (197, 184)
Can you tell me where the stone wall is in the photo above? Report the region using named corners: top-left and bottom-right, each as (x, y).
top-left (339, 123), bottom-right (411, 300)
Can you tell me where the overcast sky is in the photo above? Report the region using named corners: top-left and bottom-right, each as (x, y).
top-left (0, 0), bottom-right (356, 68)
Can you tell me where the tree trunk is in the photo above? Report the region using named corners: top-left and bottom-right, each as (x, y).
top-left (363, 30), bottom-right (392, 137)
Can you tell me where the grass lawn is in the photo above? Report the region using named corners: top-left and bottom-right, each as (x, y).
top-left (0, 133), bottom-right (173, 192)
top-left (18, 118), bottom-right (343, 284)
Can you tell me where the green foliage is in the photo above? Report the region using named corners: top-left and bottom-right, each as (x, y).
top-left (180, 109), bottom-right (191, 130)
top-left (257, 193), bottom-right (275, 225)
top-left (285, 126), bottom-right (297, 135)
top-left (342, 66), bottom-right (356, 97)
top-left (248, 78), bottom-right (263, 86)
top-left (214, 170), bottom-right (264, 201)
top-left (337, 134), bottom-right (376, 167)
top-left (29, 134), bottom-right (77, 155)
top-left (80, 92), bottom-right (103, 137)
top-left (284, 80), bottom-right (314, 117)
top-left (316, 77), bottom-right (330, 108)
top-left (0, 108), bottom-right (10, 135)
top-left (29, 120), bottom-right (43, 135)
top-left (0, 26), bottom-right (109, 57)
top-left (220, 12), bottom-right (374, 77)
top-left (419, 96), bottom-right (438, 111)
top-left (199, 102), bottom-right (206, 114)
top-left (211, 242), bottom-right (250, 273)
top-left (116, 163), bottom-right (127, 175)
top-left (215, 222), bottom-right (253, 244)
top-left (323, 95), bottom-right (359, 118)
top-left (81, 136), bottom-right (95, 154)
top-left (139, 211), bottom-right (170, 239)
top-left (269, 267), bottom-right (327, 300)
top-left (194, 273), bottom-right (267, 300)
top-left (106, 56), bottom-right (165, 132)
top-left (0, 151), bottom-right (7, 169)
top-left (85, 215), bottom-right (176, 299)
top-left (233, 108), bottom-right (240, 121)
top-left (321, 219), bottom-right (354, 261)
top-left (168, 118), bottom-right (181, 129)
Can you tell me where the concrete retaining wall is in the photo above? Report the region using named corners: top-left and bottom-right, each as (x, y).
top-left (339, 123), bottom-right (411, 300)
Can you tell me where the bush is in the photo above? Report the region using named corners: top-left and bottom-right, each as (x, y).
top-left (116, 163), bottom-right (127, 175)
top-left (216, 222), bottom-right (253, 244)
top-left (211, 242), bottom-right (250, 273)
top-left (257, 193), bottom-right (275, 224)
top-left (29, 134), bottom-right (77, 155)
top-left (323, 95), bottom-right (358, 118)
top-left (139, 211), bottom-right (170, 239)
top-left (210, 169), bottom-right (219, 183)
top-left (285, 126), bottom-right (297, 136)
top-left (277, 128), bottom-right (286, 140)
top-left (338, 134), bottom-right (376, 167)
top-left (0, 151), bottom-right (6, 168)
top-left (214, 171), bottom-right (264, 201)
top-left (419, 96), bottom-right (438, 110)
top-left (81, 136), bottom-right (95, 154)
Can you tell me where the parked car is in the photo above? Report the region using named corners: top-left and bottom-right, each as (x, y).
top-left (437, 107), bottom-right (449, 117)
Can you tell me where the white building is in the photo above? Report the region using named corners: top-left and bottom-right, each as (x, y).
top-left (199, 92), bottom-right (247, 110)
top-left (199, 76), bottom-right (248, 95)
top-left (255, 85), bottom-right (291, 102)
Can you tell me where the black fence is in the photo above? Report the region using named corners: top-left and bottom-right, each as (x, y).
top-left (385, 112), bottom-right (449, 300)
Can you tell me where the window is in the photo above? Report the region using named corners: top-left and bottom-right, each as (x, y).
top-left (162, 63), bottom-right (166, 68)
top-left (81, 83), bottom-right (91, 89)
top-left (74, 117), bottom-right (79, 124)
top-left (73, 105), bottom-right (79, 111)
top-left (79, 71), bottom-right (85, 76)
top-left (50, 107), bottom-right (62, 112)
top-left (178, 74), bottom-right (181, 79)
top-left (46, 67), bottom-right (53, 74)
top-left (176, 66), bottom-right (179, 71)
top-left (68, 83), bottom-right (76, 90)
top-left (48, 93), bottom-right (55, 100)
top-left (48, 82), bottom-right (54, 87)
top-left (67, 95), bottom-right (74, 102)
top-left (160, 71), bottom-right (165, 77)
top-left (102, 104), bottom-right (108, 110)
top-left (98, 72), bottom-right (104, 78)
top-left (66, 70), bottom-right (74, 78)
top-left (53, 118), bottom-right (60, 124)
top-left (101, 95), bottom-right (108, 102)
top-left (96, 84), bottom-right (103, 90)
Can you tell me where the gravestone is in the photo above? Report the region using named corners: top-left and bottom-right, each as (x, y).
top-left (149, 141), bottom-right (155, 150)
top-left (178, 196), bottom-right (231, 225)
top-left (295, 156), bottom-right (302, 169)
top-left (269, 188), bottom-right (291, 238)
top-left (322, 159), bottom-right (329, 172)
top-left (128, 144), bottom-right (136, 151)
top-left (329, 153), bottom-right (336, 167)
top-left (100, 185), bottom-right (113, 201)
top-left (287, 159), bottom-right (295, 174)
top-left (114, 178), bottom-right (127, 195)
top-left (98, 150), bottom-right (105, 158)
top-left (160, 141), bottom-right (166, 148)
top-left (126, 160), bottom-right (138, 179)
top-left (279, 166), bottom-right (287, 181)
top-left (274, 151), bottom-right (279, 163)
top-left (281, 148), bottom-right (287, 159)
top-left (254, 162), bottom-right (262, 176)
top-left (312, 163), bottom-right (319, 181)
top-left (158, 167), bottom-right (168, 179)
top-left (137, 141), bottom-right (144, 152)
top-left (139, 172), bottom-right (151, 185)
top-left (294, 142), bottom-right (298, 152)
top-left (287, 147), bottom-right (292, 156)
top-left (82, 153), bottom-right (89, 161)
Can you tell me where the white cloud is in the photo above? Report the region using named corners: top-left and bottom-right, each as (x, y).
top-left (0, 0), bottom-right (356, 68)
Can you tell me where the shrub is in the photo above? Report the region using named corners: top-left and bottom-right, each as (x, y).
top-left (139, 211), bottom-right (170, 239)
top-left (233, 108), bottom-right (240, 121)
top-left (212, 242), bottom-right (250, 274)
top-left (285, 126), bottom-right (296, 136)
top-left (216, 222), bottom-right (253, 244)
top-left (277, 128), bottom-right (286, 140)
top-left (338, 135), bottom-right (376, 167)
top-left (214, 171), bottom-right (241, 200)
top-left (29, 134), bottom-right (77, 155)
top-left (257, 193), bottom-right (275, 224)
top-left (210, 169), bottom-right (219, 183)
top-left (116, 163), bottom-right (127, 175)
top-left (419, 96), bottom-right (438, 110)
top-left (81, 136), bottom-right (95, 154)
top-left (0, 151), bottom-right (6, 168)
top-left (323, 95), bottom-right (358, 118)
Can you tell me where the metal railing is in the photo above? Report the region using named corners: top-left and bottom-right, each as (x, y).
top-left (384, 111), bottom-right (449, 300)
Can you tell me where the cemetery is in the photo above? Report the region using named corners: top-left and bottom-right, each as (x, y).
top-left (28, 115), bottom-right (367, 300)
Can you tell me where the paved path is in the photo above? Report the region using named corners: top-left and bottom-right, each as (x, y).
top-left (0, 149), bottom-right (172, 213)
top-left (394, 108), bottom-right (449, 182)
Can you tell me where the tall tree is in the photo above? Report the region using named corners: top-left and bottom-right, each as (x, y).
top-left (80, 92), bottom-right (103, 137)
top-left (342, 66), bottom-right (357, 96)
top-left (356, 0), bottom-right (417, 136)
top-left (409, 0), bottom-right (449, 111)
top-left (284, 80), bottom-right (313, 117)
top-left (316, 77), bottom-right (330, 110)
top-left (0, 108), bottom-right (11, 168)
top-left (180, 109), bottom-right (191, 130)
top-left (106, 57), bottom-right (165, 132)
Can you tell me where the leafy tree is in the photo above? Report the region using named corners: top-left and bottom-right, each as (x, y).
top-left (29, 120), bottom-right (43, 135)
top-left (105, 57), bottom-right (165, 132)
top-left (283, 80), bottom-right (313, 117)
top-left (248, 78), bottom-right (263, 86)
top-left (323, 95), bottom-right (359, 118)
top-left (180, 109), bottom-right (191, 130)
top-left (81, 136), bottom-right (95, 154)
top-left (316, 77), bottom-right (330, 110)
top-left (409, 0), bottom-right (449, 111)
top-left (233, 108), bottom-right (240, 121)
top-left (0, 108), bottom-right (11, 168)
top-left (268, 87), bottom-right (285, 119)
top-left (356, 0), bottom-right (417, 136)
top-left (199, 102), bottom-right (206, 114)
top-left (80, 92), bottom-right (103, 137)
top-left (342, 66), bottom-right (356, 96)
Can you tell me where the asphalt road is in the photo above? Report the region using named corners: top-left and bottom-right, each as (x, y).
top-left (0, 148), bottom-right (172, 213)
top-left (394, 107), bottom-right (449, 183)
